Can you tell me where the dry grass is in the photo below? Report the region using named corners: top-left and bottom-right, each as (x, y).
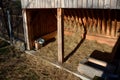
top-left (35, 29), bottom-right (113, 73)
top-left (0, 39), bottom-right (81, 80)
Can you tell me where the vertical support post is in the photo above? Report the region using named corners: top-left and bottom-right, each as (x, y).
top-left (22, 9), bottom-right (30, 50)
top-left (57, 8), bottom-right (64, 63)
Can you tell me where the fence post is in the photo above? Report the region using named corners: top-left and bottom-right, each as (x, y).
top-left (57, 8), bottom-right (64, 63)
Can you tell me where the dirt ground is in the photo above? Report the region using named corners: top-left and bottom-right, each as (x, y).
top-left (0, 39), bottom-right (81, 80)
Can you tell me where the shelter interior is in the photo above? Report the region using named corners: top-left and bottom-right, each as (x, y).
top-left (24, 8), bottom-right (120, 79)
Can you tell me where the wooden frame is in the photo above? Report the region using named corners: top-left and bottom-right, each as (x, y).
top-left (57, 8), bottom-right (64, 63)
top-left (22, 9), bottom-right (31, 50)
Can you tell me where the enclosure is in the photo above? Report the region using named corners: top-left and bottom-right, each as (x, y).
top-left (1, 0), bottom-right (120, 79)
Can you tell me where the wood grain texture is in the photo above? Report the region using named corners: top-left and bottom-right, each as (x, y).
top-left (57, 8), bottom-right (64, 63)
top-left (82, 0), bottom-right (87, 8)
top-left (93, 0), bottom-right (98, 8)
top-left (77, 0), bottom-right (83, 8)
top-left (21, 0), bottom-right (120, 9)
top-left (104, 0), bottom-right (111, 8)
top-left (87, 0), bottom-right (93, 8)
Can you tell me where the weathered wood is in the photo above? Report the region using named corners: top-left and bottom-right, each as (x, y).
top-left (117, 0), bottom-right (120, 9)
top-left (85, 35), bottom-right (116, 46)
top-left (57, 8), bottom-right (64, 63)
top-left (54, 0), bottom-right (58, 8)
top-left (68, 0), bottom-right (73, 8)
top-left (64, 0), bottom-right (69, 8)
top-left (77, 0), bottom-right (83, 8)
top-left (99, 0), bottom-right (104, 8)
top-left (87, 0), bottom-right (93, 8)
top-left (22, 9), bottom-right (31, 50)
top-left (82, 0), bottom-right (87, 8)
top-left (104, 0), bottom-right (111, 8)
top-left (106, 10), bottom-right (111, 36)
top-left (78, 63), bottom-right (103, 78)
top-left (111, 0), bottom-right (117, 9)
top-left (21, 0), bottom-right (120, 9)
top-left (93, 0), bottom-right (99, 8)
top-left (73, 0), bottom-right (78, 8)
top-left (88, 57), bottom-right (107, 67)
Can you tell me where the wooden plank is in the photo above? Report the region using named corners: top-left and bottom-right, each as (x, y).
top-left (78, 63), bottom-right (103, 78)
top-left (54, 0), bottom-right (58, 8)
top-left (57, 8), bottom-right (64, 63)
top-left (22, 9), bottom-right (31, 50)
top-left (47, 0), bottom-right (52, 8)
top-left (99, 0), bottom-right (104, 8)
top-left (57, 0), bottom-right (61, 8)
top-left (77, 0), bottom-right (83, 8)
top-left (88, 57), bottom-right (107, 67)
top-left (83, 0), bottom-right (87, 8)
top-left (85, 34), bottom-right (117, 46)
top-left (93, 0), bottom-right (99, 8)
top-left (116, 22), bottom-right (120, 37)
top-left (73, 0), bottom-right (78, 8)
top-left (117, 0), bottom-right (120, 9)
top-left (87, 0), bottom-right (93, 8)
top-left (111, 0), bottom-right (117, 9)
top-left (106, 10), bottom-right (111, 36)
top-left (104, 0), bottom-right (111, 8)
top-left (42, 0), bottom-right (46, 8)
top-left (51, 0), bottom-right (55, 8)
top-left (102, 10), bottom-right (106, 35)
top-left (68, 0), bottom-right (73, 8)
top-left (64, 0), bottom-right (69, 8)
top-left (61, 0), bottom-right (65, 8)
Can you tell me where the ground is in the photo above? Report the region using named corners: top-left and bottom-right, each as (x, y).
top-left (0, 39), bottom-right (81, 80)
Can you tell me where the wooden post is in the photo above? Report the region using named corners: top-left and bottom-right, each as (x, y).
top-left (57, 8), bottom-right (64, 63)
top-left (22, 9), bottom-right (31, 50)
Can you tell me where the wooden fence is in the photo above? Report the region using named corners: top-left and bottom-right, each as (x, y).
top-left (64, 9), bottom-right (120, 38)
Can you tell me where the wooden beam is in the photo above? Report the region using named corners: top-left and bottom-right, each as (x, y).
top-left (57, 8), bottom-right (64, 63)
top-left (22, 9), bottom-right (31, 50)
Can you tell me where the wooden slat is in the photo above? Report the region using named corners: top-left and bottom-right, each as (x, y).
top-left (22, 9), bottom-right (31, 50)
top-left (68, 0), bottom-right (73, 8)
top-left (99, 0), bottom-right (104, 8)
top-left (106, 10), bottom-right (111, 36)
top-left (111, 0), bottom-right (117, 9)
top-left (73, 0), bottom-right (78, 8)
top-left (54, 0), bottom-right (58, 8)
top-left (78, 63), bottom-right (103, 78)
top-left (61, 0), bottom-right (65, 8)
top-left (21, 0), bottom-right (119, 9)
top-left (82, 0), bottom-right (87, 8)
top-left (51, 0), bottom-right (55, 8)
top-left (102, 10), bottom-right (106, 35)
top-left (57, 0), bottom-right (61, 8)
top-left (77, 0), bottom-right (83, 8)
top-left (104, 0), bottom-right (111, 8)
top-left (57, 8), bottom-right (64, 63)
top-left (47, 0), bottom-right (52, 8)
top-left (93, 0), bottom-right (99, 8)
top-left (64, 0), bottom-right (69, 8)
top-left (87, 0), bottom-right (93, 8)
top-left (116, 22), bottom-right (120, 37)
top-left (117, 0), bottom-right (120, 9)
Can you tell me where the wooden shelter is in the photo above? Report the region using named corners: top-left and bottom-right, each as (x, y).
top-left (21, 0), bottom-right (120, 63)
top-left (21, 0), bottom-right (120, 79)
